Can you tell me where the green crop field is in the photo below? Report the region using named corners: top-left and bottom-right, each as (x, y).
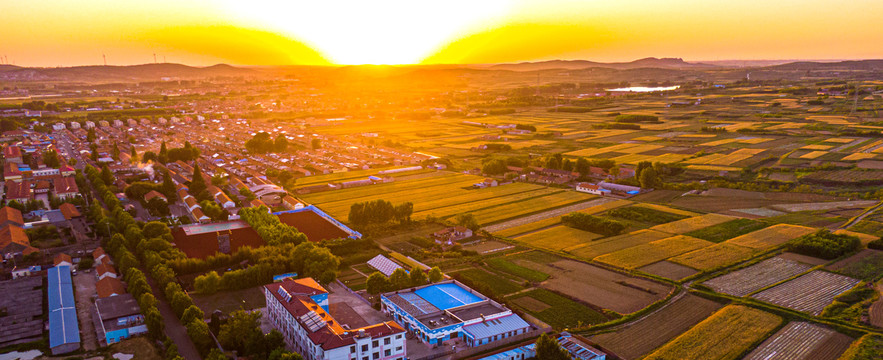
top-left (685, 219), bottom-right (770, 243)
top-left (485, 257), bottom-right (550, 282)
top-left (509, 289), bottom-right (609, 329)
top-left (452, 269), bottom-right (525, 297)
top-left (644, 305), bottom-right (782, 360)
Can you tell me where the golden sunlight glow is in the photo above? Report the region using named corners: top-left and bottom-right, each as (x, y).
top-left (220, 0), bottom-right (515, 65)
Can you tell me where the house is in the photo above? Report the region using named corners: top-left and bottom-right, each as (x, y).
top-left (3, 163), bottom-right (23, 182)
top-left (1, 221), bottom-right (39, 257)
top-left (48, 266), bottom-right (80, 355)
top-left (96, 262), bottom-right (118, 280)
top-left (575, 183), bottom-right (610, 196)
top-left (264, 278), bottom-right (407, 360)
top-left (59, 203), bottom-right (82, 221)
top-left (617, 167), bottom-right (636, 179)
top-left (282, 195), bottom-right (305, 210)
top-left (5, 180), bottom-right (32, 203)
top-left (53, 176), bottom-right (80, 200)
top-left (54, 253), bottom-right (73, 267)
top-left (474, 178), bottom-right (498, 188)
top-left (3, 145), bottom-right (23, 164)
top-left (96, 277), bottom-right (127, 298)
top-left (11, 265), bottom-right (41, 279)
top-left (191, 207), bottom-right (211, 224)
top-left (598, 181), bottom-right (643, 196)
top-left (214, 191), bottom-right (236, 209)
top-left (250, 199), bottom-right (269, 209)
top-left (95, 294), bottom-right (146, 345)
top-left (184, 196), bottom-right (200, 212)
top-left (0, 206), bottom-right (24, 228)
top-left (93, 247), bottom-right (109, 264)
top-left (144, 190), bottom-right (167, 203)
top-left (432, 226), bottom-right (474, 244)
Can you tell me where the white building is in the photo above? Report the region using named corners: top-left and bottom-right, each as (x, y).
top-left (265, 278), bottom-right (406, 360)
top-left (69, 122), bottom-right (81, 130)
top-left (85, 121), bottom-right (96, 129)
top-left (52, 123), bottom-right (66, 131)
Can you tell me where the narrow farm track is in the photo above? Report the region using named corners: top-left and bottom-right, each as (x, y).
top-left (482, 197), bottom-right (619, 233)
top-left (839, 200), bottom-right (883, 229)
top-left (869, 283), bottom-right (883, 328)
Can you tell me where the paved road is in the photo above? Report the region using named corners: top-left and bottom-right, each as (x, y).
top-left (482, 197), bottom-right (621, 234)
top-left (148, 277), bottom-right (203, 360)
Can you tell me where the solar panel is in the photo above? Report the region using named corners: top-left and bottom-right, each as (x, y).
top-left (367, 255), bottom-right (404, 277)
top-left (277, 287), bottom-right (292, 302)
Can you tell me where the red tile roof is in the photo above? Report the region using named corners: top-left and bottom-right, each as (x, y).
top-left (96, 277), bottom-right (127, 298)
top-left (0, 225), bottom-right (37, 255)
top-left (171, 223), bottom-right (264, 259)
top-left (0, 207), bottom-right (24, 226)
top-left (59, 203), bottom-right (81, 220)
top-left (277, 211), bottom-right (349, 242)
top-left (53, 176), bottom-right (79, 194)
top-left (54, 253), bottom-right (72, 266)
top-left (144, 190), bottom-right (167, 202)
top-left (96, 262), bottom-right (118, 277)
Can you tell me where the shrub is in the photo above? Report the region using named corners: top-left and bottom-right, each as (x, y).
top-left (786, 230), bottom-right (861, 259)
top-left (561, 213), bottom-right (626, 236)
top-left (607, 206), bottom-right (688, 224)
top-left (867, 238), bottom-right (883, 251)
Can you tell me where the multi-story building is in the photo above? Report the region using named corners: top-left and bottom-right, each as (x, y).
top-left (264, 278), bottom-right (406, 360)
top-left (381, 280), bottom-right (532, 348)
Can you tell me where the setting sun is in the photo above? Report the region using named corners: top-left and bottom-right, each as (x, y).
top-left (219, 0), bottom-right (514, 64)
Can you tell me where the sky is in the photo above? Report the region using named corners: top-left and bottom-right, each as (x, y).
top-left (2, 0), bottom-right (882, 67)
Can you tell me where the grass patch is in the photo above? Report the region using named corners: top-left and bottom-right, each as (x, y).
top-left (686, 218), bottom-right (769, 243)
top-left (485, 257), bottom-right (550, 282)
top-left (839, 334), bottom-right (883, 360)
top-left (191, 285), bottom-right (267, 314)
top-left (452, 268), bottom-right (524, 297)
top-left (607, 206), bottom-right (690, 225)
top-left (509, 289), bottom-right (609, 329)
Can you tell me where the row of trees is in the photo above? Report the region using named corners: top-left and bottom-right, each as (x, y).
top-left (239, 206), bottom-right (308, 246)
top-left (348, 200), bottom-right (414, 226)
top-left (561, 212), bottom-right (625, 236)
top-left (366, 266), bottom-right (445, 294)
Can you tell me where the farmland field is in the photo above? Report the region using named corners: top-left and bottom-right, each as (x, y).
top-left (514, 225), bottom-right (602, 251)
top-left (508, 289), bottom-right (609, 329)
top-left (487, 197), bottom-right (629, 236)
top-left (669, 242), bottom-right (759, 271)
top-left (451, 269), bottom-right (524, 297)
top-left (752, 271), bottom-right (861, 315)
top-left (649, 213), bottom-right (736, 234)
top-left (725, 223), bottom-right (816, 249)
top-left (638, 261), bottom-right (699, 280)
top-left (484, 257), bottom-right (550, 282)
top-left (513, 257), bottom-right (672, 314)
top-left (743, 322), bottom-right (853, 360)
top-left (684, 218), bottom-right (769, 243)
top-left (568, 229), bottom-right (672, 259)
top-left (825, 249), bottom-right (883, 280)
top-left (703, 257), bottom-right (813, 297)
top-left (589, 294), bottom-right (724, 360)
top-left (643, 305), bottom-right (782, 360)
top-left (594, 235), bottom-right (714, 270)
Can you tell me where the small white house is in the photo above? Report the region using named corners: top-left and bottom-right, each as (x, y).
top-left (576, 182), bottom-right (609, 196)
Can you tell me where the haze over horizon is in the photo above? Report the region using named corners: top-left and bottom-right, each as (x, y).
top-left (2, 0), bottom-right (882, 67)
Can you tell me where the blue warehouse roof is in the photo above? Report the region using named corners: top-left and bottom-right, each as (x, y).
top-left (48, 266), bottom-right (81, 349)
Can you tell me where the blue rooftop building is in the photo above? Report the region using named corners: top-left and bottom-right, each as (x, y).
top-left (47, 265), bottom-right (80, 355)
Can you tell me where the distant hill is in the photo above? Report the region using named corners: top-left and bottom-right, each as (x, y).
top-left (487, 57), bottom-right (717, 71)
top-left (762, 59), bottom-right (883, 71)
top-left (0, 63), bottom-right (257, 82)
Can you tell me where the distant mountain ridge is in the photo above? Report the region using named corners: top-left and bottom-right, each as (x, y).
top-left (0, 63), bottom-right (256, 82)
top-left (487, 57), bottom-right (717, 71)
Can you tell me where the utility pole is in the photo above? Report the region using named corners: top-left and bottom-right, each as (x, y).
top-left (153, 53), bottom-right (157, 64)
top-left (102, 54), bottom-right (106, 66)
top-left (535, 73), bottom-right (540, 97)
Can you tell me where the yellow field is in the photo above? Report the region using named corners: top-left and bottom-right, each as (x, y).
top-left (516, 225), bottom-right (602, 251)
top-left (594, 235), bottom-right (714, 270)
top-left (686, 165), bottom-right (744, 172)
top-left (650, 213), bottom-right (737, 234)
top-left (633, 203), bottom-right (700, 217)
top-left (724, 123), bottom-right (759, 131)
top-left (856, 139), bottom-right (883, 152)
top-left (567, 229), bottom-right (671, 259)
top-left (841, 153), bottom-right (877, 161)
top-left (678, 134), bottom-right (717, 138)
top-left (739, 137), bottom-right (774, 144)
top-left (808, 115), bottom-right (851, 124)
top-left (684, 148), bottom-right (765, 166)
top-left (801, 144), bottom-right (834, 150)
top-left (669, 243), bottom-right (758, 271)
top-left (725, 224), bottom-right (816, 249)
top-left (766, 122), bottom-right (804, 130)
top-left (825, 137), bottom-right (857, 143)
top-left (493, 199), bottom-right (631, 237)
top-left (565, 143), bottom-right (663, 157)
top-left (641, 122), bottom-right (689, 130)
top-left (644, 305), bottom-right (782, 360)
top-left (800, 150), bottom-right (828, 159)
top-left (833, 229), bottom-right (879, 245)
top-left (612, 153), bottom-right (692, 165)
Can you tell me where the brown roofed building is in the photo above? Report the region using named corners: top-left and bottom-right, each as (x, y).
top-left (0, 206), bottom-right (24, 227)
top-left (54, 253), bottom-right (73, 267)
top-left (96, 277), bottom-right (127, 298)
top-left (93, 247), bottom-right (109, 264)
top-left (96, 263), bottom-right (118, 280)
top-left (3, 145), bottom-right (22, 164)
top-left (144, 190), bottom-right (167, 203)
top-left (0, 224), bottom-right (38, 256)
top-left (59, 203), bottom-right (82, 220)
top-left (53, 176), bottom-right (79, 199)
top-left (5, 180), bottom-right (32, 203)
top-left (171, 221), bottom-right (264, 259)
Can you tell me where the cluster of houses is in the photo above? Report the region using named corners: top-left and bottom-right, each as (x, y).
top-left (2, 144), bottom-right (80, 205)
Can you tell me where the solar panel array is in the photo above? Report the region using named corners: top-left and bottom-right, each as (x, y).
top-left (398, 292), bottom-right (439, 314)
top-left (299, 311), bottom-right (327, 333)
top-left (277, 287), bottom-right (293, 302)
top-left (367, 255), bottom-right (404, 277)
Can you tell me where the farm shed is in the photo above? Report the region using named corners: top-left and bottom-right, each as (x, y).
top-left (48, 265), bottom-right (80, 355)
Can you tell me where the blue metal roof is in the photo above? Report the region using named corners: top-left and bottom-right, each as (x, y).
top-left (48, 266), bottom-right (80, 348)
top-left (462, 314), bottom-right (530, 340)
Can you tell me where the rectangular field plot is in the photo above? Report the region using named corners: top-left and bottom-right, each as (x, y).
top-left (643, 305), bottom-right (782, 360)
top-left (703, 257), bottom-right (813, 297)
top-left (725, 223), bottom-right (816, 249)
top-left (589, 294), bottom-right (724, 360)
top-left (669, 242), bottom-right (759, 271)
top-left (568, 229), bottom-right (671, 259)
top-left (509, 289), bottom-right (608, 329)
top-left (743, 322), bottom-right (854, 360)
top-left (594, 235), bottom-right (714, 270)
top-left (752, 271), bottom-right (861, 315)
top-left (649, 213), bottom-right (736, 234)
top-left (515, 225), bottom-right (602, 251)
top-left (637, 261), bottom-right (699, 281)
